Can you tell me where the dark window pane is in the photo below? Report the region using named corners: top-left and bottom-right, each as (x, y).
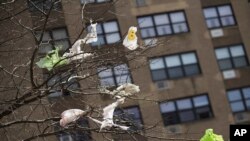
top-left (125, 107), bottom-right (141, 119)
top-left (114, 107), bottom-right (142, 131)
top-left (245, 100), bottom-right (250, 110)
top-left (72, 132), bottom-right (92, 141)
top-left (218, 59), bottom-right (233, 70)
top-left (52, 29), bottom-right (67, 40)
top-left (221, 16), bottom-right (235, 26)
top-left (233, 57), bottom-right (248, 68)
top-left (195, 106), bottom-right (212, 119)
top-left (100, 77), bottom-right (115, 87)
top-left (39, 43), bottom-right (53, 53)
top-left (168, 67), bottom-right (184, 79)
top-left (242, 87), bottom-right (250, 99)
top-left (152, 69), bottom-right (167, 81)
top-left (206, 18), bottom-right (220, 28)
top-left (162, 112), bottom-right (179, 125)
top-left (54, 40), bottom-right (69, 52)
top-left (184, 64), bottom-right (200, 76)
top-left (179, 110), bottom-right (195, 122)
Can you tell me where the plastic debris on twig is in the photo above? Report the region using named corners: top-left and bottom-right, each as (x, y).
top-left (88, 98), bottom-right (129, 131)
top-left (63, 21), bottom-right (96, 61)
top-left (123, 26), bottom-right (139, 50)
top-left (200, 129), bottom-right (224, 141)
top-left (100, 83), bottom-right (140, 99)
top-left (36, 47), bottom-right (67, 71)
top-left (84, 21), bottom-right (98, 44)
top-left (63, 45), bottom-right (93, 62)
top-left (60, 109), bottom-right (88, 127)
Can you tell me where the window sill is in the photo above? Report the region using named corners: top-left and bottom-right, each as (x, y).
top-left (164, 116), bottom-right (214, 127)
top-left (136, 4), bottom-right (148, 8)
top-left (153, 73), bottom-right (203, 83)
top-left (142, 31), bottom-right (190, 41)
top-left (222, 66), bottom-right (250, 80)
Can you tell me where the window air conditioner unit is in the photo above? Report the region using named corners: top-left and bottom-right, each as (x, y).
top-left (155, 81), bottom-right (168, 90)
top-left (167, 125), bottom-right (182, 134)
top-left (210, 28), bottom-right (224, 38)
top-left (222, 70), bottom-right (236, 80)
top-left (234, 113), bottom-right (250, 123)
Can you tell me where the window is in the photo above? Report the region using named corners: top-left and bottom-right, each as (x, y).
top-left (203, 4), bottom-right (236, 29)
top-left (114, 106), bottom-right (143, 130)
top-left (227, 87), bottom-right (250, 113)
top-left (36, 28), bottom-right (70, 54)
top-left (88, 20), bottom-right (121, 46)
top-left (57, 118), bottom-right (92, 141)
top-left (215, 44), bottom-right (248, 70)
top-left (45, 72), bottom-right (80, 98)
top-left (80, 0), bottom-right (111, 4)
top-left (137, 11), bottom-right (189, 39)
top-left (136, 0), bottom-right (146, 7)
top-left (28, 0), bottom-right (62, 12)
top-left (98, 64), bottom-right (132, 87)
top-left (160, 94), bottom-right (213, 126)
top-left (58, 133), bottom-right (73, 141)
top-left (149, 52), bottom-right (201, 81)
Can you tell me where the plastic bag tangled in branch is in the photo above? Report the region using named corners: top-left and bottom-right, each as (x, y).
top-left (36, 47), bottom-right (67, 71)
top-left (100, 83), bottom-right (140, 99)
top-left (62, 22), bottom-right (96, 61)
top-left (88, 98), bottom-right (129, 131)
top-left (123, 26), bottom-right (139, 50)
top-left (200, 129), bottom-right (224, 141)
top-left (60, 109), bottom-right (89, 127)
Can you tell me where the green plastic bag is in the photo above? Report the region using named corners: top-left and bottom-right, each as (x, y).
top-left (200, 129), bottom-right (224, 141)
top-left (36, 47), bottom-right (68, 71)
